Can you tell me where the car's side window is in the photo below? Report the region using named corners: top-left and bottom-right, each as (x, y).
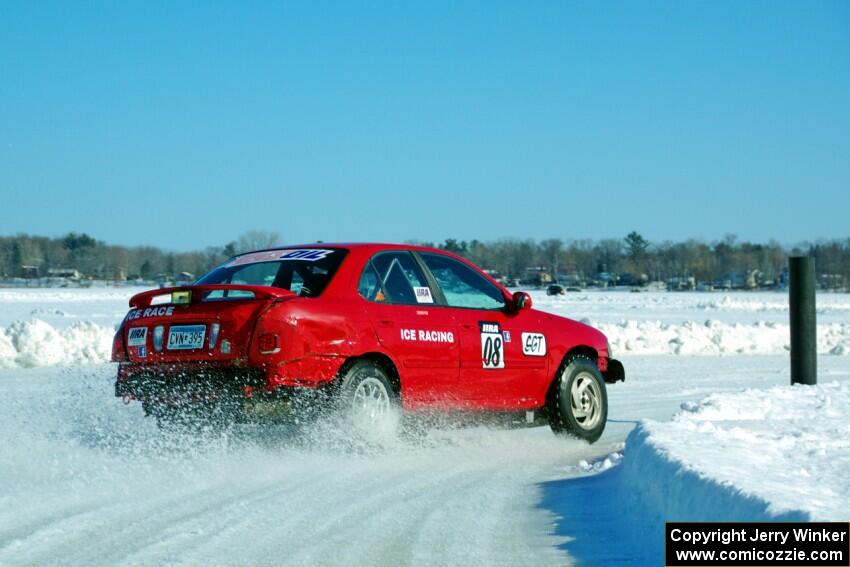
top-left (359, 252), bottom-right (433, 305)
top-left (419, 253), bottom-right (506, 310)
top-left (357, 263), bottom-right (382, 301)
top-left (289, 272), bottom-right (305, 296)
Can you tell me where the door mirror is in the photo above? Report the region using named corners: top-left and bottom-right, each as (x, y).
top-left (511, 291), bottom-right (532, 312)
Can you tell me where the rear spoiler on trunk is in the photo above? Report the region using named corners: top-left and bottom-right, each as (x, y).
top-left (129, 285), bottom-right (296, 308)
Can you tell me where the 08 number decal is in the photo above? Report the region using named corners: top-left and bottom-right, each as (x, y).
top-left (482, 335), bottom-right (503, 368)
top-left (479, 321), bottom-right (505, 369)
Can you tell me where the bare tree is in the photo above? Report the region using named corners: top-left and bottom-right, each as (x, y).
top-left (236, 230), bottom-right (283, 253)
top-left (539, 238), bottom-right (564, 276)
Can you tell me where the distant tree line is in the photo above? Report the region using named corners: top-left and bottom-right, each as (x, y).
top-left (1, 230), bottom-right (848, 289)
top-left (416, 233), bottom-right (850, 289)
top-left (0, 230), bottom-right (282, 282)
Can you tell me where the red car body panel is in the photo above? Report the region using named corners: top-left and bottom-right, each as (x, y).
top-left (114, 243), bottom-right (619, 412)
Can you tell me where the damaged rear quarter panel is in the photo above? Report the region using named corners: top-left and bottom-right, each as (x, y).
top-left (253, 299), bottom-right (382, 386)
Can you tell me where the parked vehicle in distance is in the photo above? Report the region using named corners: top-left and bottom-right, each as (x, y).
top-left (113, 244), bottom-right (624, 442)
top-left (546, 284), bottom-right (566, 296)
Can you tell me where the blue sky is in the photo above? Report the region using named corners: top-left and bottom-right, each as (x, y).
top-left (1, 1), bottom-right (848, 250)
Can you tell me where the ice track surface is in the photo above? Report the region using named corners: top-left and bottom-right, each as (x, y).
top-left (0, 365), bottom-right (591, 567)
top-left (5, 357), bottom-right (850, 566)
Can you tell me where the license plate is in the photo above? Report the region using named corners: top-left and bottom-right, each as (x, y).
top-left (167, 325), bottom-right (206, 350)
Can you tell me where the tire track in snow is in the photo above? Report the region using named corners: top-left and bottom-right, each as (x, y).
top-left (0, 366), bottom-right (613, 567)
top-left (0, 471), bottom-right (304, 565)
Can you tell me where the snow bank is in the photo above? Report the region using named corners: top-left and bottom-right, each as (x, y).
top-left (620, 426), bottom-right (809, 527)
top-left (596, 319), bottom-right (850, 356)
top-left (542, 383), bottom-right (850, 564)
top-left (634, 381), bottom-right (850, 521)
top-left (0, 320), bottom-right (114, 368)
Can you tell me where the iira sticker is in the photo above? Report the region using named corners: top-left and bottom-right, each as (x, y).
top-left (413, 286), bottom-right (434, 303)
top-left (127, 327), bottom-right (147, 347)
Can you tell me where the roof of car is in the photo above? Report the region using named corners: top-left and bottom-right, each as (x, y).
top-left (240, 242), bottom-right (444, 255)
top-left (232, 242), bottom-right (508, 294)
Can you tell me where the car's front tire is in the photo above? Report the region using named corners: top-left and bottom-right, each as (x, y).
top-left (337, 360), bottom-right (401, 441)
top-left (548, 355), bottom-right (608, 443)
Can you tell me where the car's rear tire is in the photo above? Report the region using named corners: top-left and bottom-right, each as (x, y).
top-left (547, 355), bottom-right (607, 443)
top-left (337, 360), bottom-right (401, 441)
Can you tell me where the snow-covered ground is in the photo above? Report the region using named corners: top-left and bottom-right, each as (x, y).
top-left (0, 288), bottom-right (142, 329)
top-left (0, 364), bottom-right (578, 567)
top-left (0, 287), bottom-right (848, 566)
top-left (531, 289), bottom-right (850, 325)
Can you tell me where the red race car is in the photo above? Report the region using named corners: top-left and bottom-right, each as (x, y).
top-left (113, 243), bottom-right (624, 442)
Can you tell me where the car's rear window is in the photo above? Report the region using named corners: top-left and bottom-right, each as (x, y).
top-left (196, 248), bottom-right (348, 298)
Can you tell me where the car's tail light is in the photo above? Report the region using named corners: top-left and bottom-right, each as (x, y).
top-left (209, 323), bottom-right (220, 350)
top-left (111, 326), bottom-right (128, 362)
top-left (153, 325), bottom-right (165, 352)
top-left (258, 333), bottom-right (279, 354)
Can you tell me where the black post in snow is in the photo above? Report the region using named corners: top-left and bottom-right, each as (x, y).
top-left (789, 256), bottom-right (817, 385)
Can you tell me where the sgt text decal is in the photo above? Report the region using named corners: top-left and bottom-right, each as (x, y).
top-left (127, 327), bottom-right (147, 347)
top-left (127, 306), bottom-right (175, 320)
top-left (400, 329), bottom-right (455, 343)
top-left (413, 286), bottom-right (434, 303)
top-left (479, 321), bottom-right (504, 369)
top-left (521, 332), bottom-right (547, 356)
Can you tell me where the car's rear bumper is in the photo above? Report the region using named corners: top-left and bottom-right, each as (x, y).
top-left (115, 362), bottom-right (266, 400)
top-left (115, 361), bottom-right (335, 422)
top-left (114, 356), bottom-right (341, 401)
top-left (602, 358), bottom-right (625, 384)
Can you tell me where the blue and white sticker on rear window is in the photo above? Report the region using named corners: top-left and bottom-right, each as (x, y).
top-left (227, 249), bottom-right (335, 267)
top-left (279, 249), bottom-right (333, 261)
